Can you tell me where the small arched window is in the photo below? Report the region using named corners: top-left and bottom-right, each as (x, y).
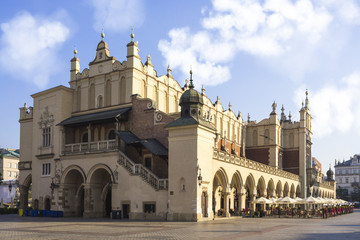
top-left (82, 133), bottom-right (88, 143)
top-left (97, 95), bottom-right (103, 108)
top-left (180, 177), bottom-right (186, 191)
top-left (108, 130), bottom-right (116, 139)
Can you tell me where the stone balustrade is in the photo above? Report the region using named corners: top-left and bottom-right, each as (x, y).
top-left (117, 150), bottom-right (168, 190)
top-left (63, 139), bottom-right (117, 154)
top-left (213, 149), bottom-right (300, 181)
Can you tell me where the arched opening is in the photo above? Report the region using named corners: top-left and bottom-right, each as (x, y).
top-left (276, 181), bottom-right (283, 198)
top-left (62, 167), bottom-right (85, 217)
top-left (295, 185), bottom-right (301, 197)
top-left (283, 182), bottom-right (289, 197)
top-left (212, 169), bottom-right (228, 217)
top-left (82, 133), bottom-right (88, 143)
top-left (87, 166), bottom-right (112, 218)
top-left (108, 130), bottom-right (116, 140)
top-left (44, 197), bottom-right (51, 210)
top-left (19, 174), bottom-right (32, 210)
top-left (230, 172), bottom-right (242, 214)
top-left (97, 95), bottom-right (103, 108)
top-left (290, 184), bottom-right (295, 198)
top-left (245, 175), bottom-right (255, 210)
top-left (267, 179), bottom-right (275, 198)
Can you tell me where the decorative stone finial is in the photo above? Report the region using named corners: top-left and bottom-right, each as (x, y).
top-left (130, 28), bottom-right (134, 42)
top-left (247, 113), bottom-right (251, 121)
top-left (305, 89), bottom-right (309, 110)
top-left (101, 28), bottom-right (105, 40)
top-left (167, 65), bottom-right (172, 76)
top-left (184, 79), bottom-right (189, 88)
top-left (288, 111), bottom-right (292, 122)
top-left (24, 103), bottom-right (28, 109)
top-left (229, 102), bottom-right (232, 110)
top-left (281, 105), bottom-right (284, 113)
top-left (189, 69), bottom-right (194, 89)
top-left (216, 96), bottom-right (220, 103)
top-left (201, 85), bottom-right (205, 95)
top-left (73, 44), bottom-right (77, 57)
top-left (271, 101), bottom-right (277, 114)
top-left (145, 54), bottom-right (152, 66)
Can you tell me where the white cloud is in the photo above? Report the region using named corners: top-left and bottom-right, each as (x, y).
top-left (295, 72), bottom-right (360, 138)
top-left (91, 0), bottom-right (145, 32)
top-left (0, 11), bottom-right (70, 88)
top-left (158, 0), bottom-right (360, 86)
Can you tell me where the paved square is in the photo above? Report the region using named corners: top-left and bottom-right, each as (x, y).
top-left (0, 210), bottom-right (359, 240)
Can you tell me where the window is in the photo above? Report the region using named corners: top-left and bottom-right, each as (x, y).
top-left (14, 163), bottom-right (17, 169)
top-left (82, 133), bottom-right (88, 143)
top-left (42, 163), bottom-right (51, 176)
top-left (7, 171), bottom-right (11, 177)
top-left (108, 130), bottom-right (116, 140)
top-left (14, 172), bottom-right (17, 177)
top-left (145, 157), bottom-right (152, 170)
top-left (143, 203), bottom-right (156, 213)
top-left (8, 163), bottom-right (11, 168)
top-left (42, 127), bottom-right (51, 147)
top-left (346, 178), bottom-right (349, 183)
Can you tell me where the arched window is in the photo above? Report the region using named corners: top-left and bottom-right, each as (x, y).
top-left (253, 130), bottom-right (258, 146)
top-left (264, 129), bottom-right (269, 144)
top-left (77, 86), bottom-right (81, 111)
top-left (82, 133), bottom-right (88, 143)
top-left (97, 95), bottom-right (103, 108)
top-left (108, 130), bottom-right (116, 139)
top-left (180, 177), bottom-right (186, 191)
top-left (120, 77), bottom-right (126, 103)
top-left (89, 83), bottom-right (95, 109)
top-left (106, 80), bottom-right (111, 106)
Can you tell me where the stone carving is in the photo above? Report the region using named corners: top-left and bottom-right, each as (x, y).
top-left (98, 65), bottom-right (103, 73)
top-left (38, 106), bottom-right (54, 128)
top-left (147, 101), bottom-right (156, 110)
top-left (155, 112), bottom-right (163, 122)
top-left (54, 159), bottom-right (63, 185)
top-left (112, 61), bottom-right (126, 71)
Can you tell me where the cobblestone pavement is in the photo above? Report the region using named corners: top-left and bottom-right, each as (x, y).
top-left (0, 210), bottom-right (359, 240)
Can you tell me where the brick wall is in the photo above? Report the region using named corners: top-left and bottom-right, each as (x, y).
top-left (245, 148), bottom-right (270, 165)
top-left (282, 150), bottom-right (299, 175)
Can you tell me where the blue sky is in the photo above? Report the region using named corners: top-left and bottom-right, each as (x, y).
top-left (1, 0), bottom-right (360, 172)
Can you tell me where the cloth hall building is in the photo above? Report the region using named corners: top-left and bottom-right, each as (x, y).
top-left (18, 33), bottom-right (336, 221)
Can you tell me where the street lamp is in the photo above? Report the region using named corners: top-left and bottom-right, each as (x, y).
top-left (8, 181), bottom-right (12, 193)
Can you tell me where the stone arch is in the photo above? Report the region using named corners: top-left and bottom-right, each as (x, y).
top-left (61, 165), bottom-right (86, 217)
top-left (290, 183), bottom-right (295, 198)
top-left (267, 178), bottom-right (275, 198)
top-left (295, 184), bottom-right (301, 197)
top-left (230, 171), bottom-right (243, 212)
top-left (257, 176), bottom-right (266, 197)
top-left (244, 174), bottom-right (256, 210)
top-left (85, 164), bottom-right (114, 218)
top-left (283, 182), bottom-right (289, 197)
top-left (20, 174), bottom-right (32, 209)
top-left (61, 165), bottom-right (86, 184)
top-left (212, 168), bottom-right (229, 217)
top-left (87, 164), bottom-right (115, 184)
top-left (276, 181), bottom-right (283, 198)
top-left (44, 195), bottom-right (51, 210)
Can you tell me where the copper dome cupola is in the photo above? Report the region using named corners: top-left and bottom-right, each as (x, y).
top-left (179, 70), bottom-right (203, 120)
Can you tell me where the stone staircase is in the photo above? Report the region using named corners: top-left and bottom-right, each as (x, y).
top-left (117, 150), bottom-right (168, 191)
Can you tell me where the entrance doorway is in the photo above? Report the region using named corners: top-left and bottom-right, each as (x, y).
top-left (105, 188), bottom-right (112, 217)
top-left (122, 204), bottom-right (130, 219)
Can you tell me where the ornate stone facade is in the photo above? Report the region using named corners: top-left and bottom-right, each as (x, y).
top-left (18, 33), bottom-right (336, 221)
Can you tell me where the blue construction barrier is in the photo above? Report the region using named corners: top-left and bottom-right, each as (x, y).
top-left (24, 209), bottom-right (29, 216)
